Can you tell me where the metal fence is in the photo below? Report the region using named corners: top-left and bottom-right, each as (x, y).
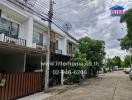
top-left (0, 72), bottom-right (43, 100)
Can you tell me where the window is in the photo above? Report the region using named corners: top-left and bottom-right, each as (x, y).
top-left (33, 31), bottom-right (43, 46)
top-left (0, 18), bottom-right (19, 38)
top-left (11, 22), bottom-right (19, 38)
top-left (0, 18), bottom-right (11, 35)
top-left (68, 42), bottom-right (72, 53)
top-left (55, 40), bottom-right (59, 50)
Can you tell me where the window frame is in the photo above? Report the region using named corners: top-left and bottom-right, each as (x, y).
top-left (0, 17), bottom-right (19, 39)
top-left (55, 40), bottom-right (59, 50)
top-left (33, 30), bottom-right (44, 46)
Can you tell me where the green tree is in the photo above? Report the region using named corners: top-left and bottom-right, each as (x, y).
top-left (120, 36), bottom-right (132, 50)
top-left (77, 36), bottom-right (105, 77)
top-left (112, 56), bottom-right (122, 68)
top-left (106, 58), bottom-right (114, 70)
top-left (78, 37), bottom-right (105, 66)
top-left (106, 56), bottom-right (122, 70)
top-left (70, 49), bottom-right (89, 69)
top-left (123, 55), bottom-right (132, 68)
top-left (67, 50), bottom-right (89, 83)
top-left (120, 8), bottom-right (132, 50)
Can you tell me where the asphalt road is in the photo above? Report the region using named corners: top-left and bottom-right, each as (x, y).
top-left (46, 71), bottom-right (132, 100)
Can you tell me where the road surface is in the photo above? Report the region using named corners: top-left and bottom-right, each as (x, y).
top-left (46, 71), bottom-right (132, 100)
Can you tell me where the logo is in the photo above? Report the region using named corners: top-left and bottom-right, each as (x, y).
top-left (110, 5), bottom-right (124, 16)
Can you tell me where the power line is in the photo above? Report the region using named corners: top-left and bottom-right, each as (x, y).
top-left (22, 0), bottom-right (69, 31)
top-left (9, 0), bottom-right (77, 42)
top-left (22, 0), bottom-right (73, 29)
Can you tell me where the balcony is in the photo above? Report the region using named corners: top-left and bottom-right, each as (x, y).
top-left (67, 51), bottom-right (73, 56)
top-left (51, 48), bottom-right (62, 55)
top-left (32, 43), bottom-right (47, 51)
top-left (50, 41), bottom-right (62, 54)
top-left (67, 47), bottom-right (74, 56)
top-left (0, 33), bottom-right (26, 46)
top-left (55, 49), bottom-right (62, 54)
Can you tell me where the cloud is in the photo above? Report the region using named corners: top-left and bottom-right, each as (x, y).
top-left (105, 46), bottom-right (128, 59)
top-left (40, 0), bottom-right (132, 58)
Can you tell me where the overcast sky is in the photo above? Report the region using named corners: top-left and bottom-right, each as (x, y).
top-left (52, 0), bottom-right (132, 59)
top-left (37, 0), bottom-right (132, 58)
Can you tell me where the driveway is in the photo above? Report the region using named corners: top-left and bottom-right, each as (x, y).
top-left (46, 71), bottom-right (132, 100)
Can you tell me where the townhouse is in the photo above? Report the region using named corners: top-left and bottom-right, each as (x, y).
top-left (0, 0), bottom-right (77, 100)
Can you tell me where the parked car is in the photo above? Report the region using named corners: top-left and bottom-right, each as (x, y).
top-left (123, 68), bottom-right (131, 74)
top-left (113, 66), bottom-right (118, 71)
top-left (118, 68), bottom-right (124, 70)
top-left (129, 68), bottom-right (132, 80)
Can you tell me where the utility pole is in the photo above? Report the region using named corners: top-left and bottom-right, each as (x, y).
top-left (129, 47), bottom-right (132, 68)
top-left (44, 0), bottom-right (53, 92)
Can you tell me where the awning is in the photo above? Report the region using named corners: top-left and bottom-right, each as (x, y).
top-left (0, 42), bottom-right (47, 55)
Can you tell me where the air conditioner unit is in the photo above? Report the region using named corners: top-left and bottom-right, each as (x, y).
top-left (55, 50), bottom-right (59, 54)
top-left (9, 37), bottom-right (17, 45)
top-left (37, 45), bottom-right (46, 50)
top-left (0, 33), bottom-right (4, 42)
top-left (32, 43), bottom-right (37, 48)
top-left (32, 43), bottom-right (46, 50)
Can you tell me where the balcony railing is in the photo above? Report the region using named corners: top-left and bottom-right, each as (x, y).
top-left (55, 49), bottom-right (62, 54)
top-left (67, 48), bottom-right (74, 56)
top-left (51, 48), bottom-right (62, 54)
top-left (36, 44), bottom-right (47, 51)
top-left (32, 43), bottom-right (47, 51)
top-left (67, 51), bottom-right (73, 56)
top-left (50, 41), bottom-right (62, 54)
top-left (0, 33), bottom-right (26, 46)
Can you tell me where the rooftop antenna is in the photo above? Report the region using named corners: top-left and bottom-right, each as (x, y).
top-left (62, 22), bottom-right (72, 33)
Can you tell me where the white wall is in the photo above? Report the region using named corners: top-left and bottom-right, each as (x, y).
top-left (1, 11), bottom-right (23, 39)
top-left (1, 7), bottom-right (34, 48)
top-left (0, 0), bottom-right (77, 56)
top-left (22, 17), bottom-right (33, 47)
top-left (63, 38), bottom-right (67, 55)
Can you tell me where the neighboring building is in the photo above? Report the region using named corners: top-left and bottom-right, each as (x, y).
top-left (0, 0), bottom-right (77, 100)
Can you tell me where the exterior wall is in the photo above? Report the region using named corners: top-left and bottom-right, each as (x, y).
top-left (0, 0), bottom-right (34, 47)
top-left (0, 0), bottom-right (77, 56)
top-left (0, 14), bottom-right (34, 47)
top-left (23, 17), bottom-right (33, 47)
top-left (1, 10), bottom-right (23, 39)
top-left (62, 38), bottom-right (67, 55)
top-left (51, 32), bottom-right (56, 43)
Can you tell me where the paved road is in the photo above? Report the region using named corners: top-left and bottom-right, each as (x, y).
top-left (46, 71), bottom-right (132, 100)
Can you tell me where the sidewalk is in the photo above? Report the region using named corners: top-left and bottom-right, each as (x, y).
top-left (17, 92), bottom-right (51, 100)
top-left (17, 84), bottom-right (80, 100)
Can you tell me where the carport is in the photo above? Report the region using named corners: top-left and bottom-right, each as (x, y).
top-left (0, 42), bottom-right (46, 100)
top-left (0, 42), bottom-right (46, 73)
